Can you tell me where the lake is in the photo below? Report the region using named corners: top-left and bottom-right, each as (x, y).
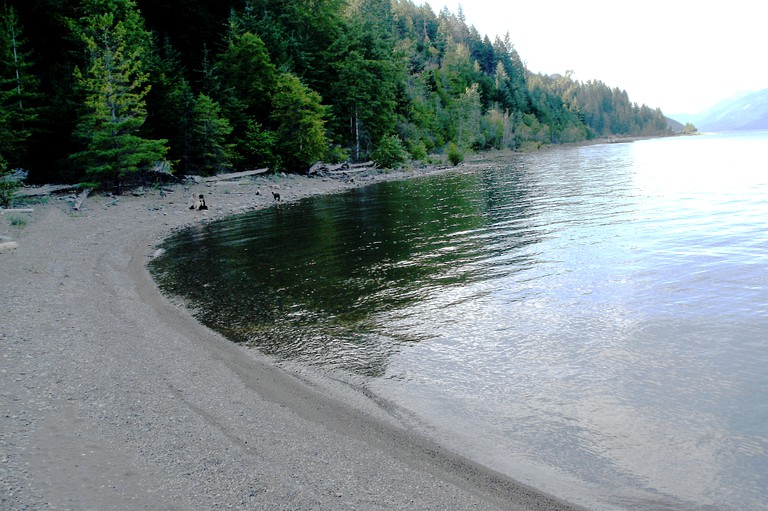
top-left (150, 131), bottom-right (768, 510)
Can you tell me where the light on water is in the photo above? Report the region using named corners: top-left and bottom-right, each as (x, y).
top-left (151, 131), bottom-right (768, 510)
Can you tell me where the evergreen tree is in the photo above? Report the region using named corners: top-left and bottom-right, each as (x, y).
top-left (145, 35), bottom-right (194, 172)
top-left (327, 0), bottom-right (400, 161)
top-left (189, 93), bottom-right (232, 174)
top-left (214, 30), bottom-right (276, 168)
top-left (2, 0), bottom-right (674, 182)
top-left (0, 4), bottom-right (40, 167)
top-left (70, 0), bottom-right (167, 192)
top-left (453, 82), bottom-right (482, 149)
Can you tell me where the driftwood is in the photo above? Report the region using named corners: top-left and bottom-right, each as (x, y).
top-left (0, 235), bottom-right (18, 250)
top-left (204, 168), bottom-right (269, 183)
top-left (16, 184), bottom-right (80, 197)
top-left (0, 208), bottom-right (34, 214)
top-left (73, 188), bottom-right (90, 211)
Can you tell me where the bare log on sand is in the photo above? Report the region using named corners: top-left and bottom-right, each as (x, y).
top-left (73, 188), bottom-right (91, 211)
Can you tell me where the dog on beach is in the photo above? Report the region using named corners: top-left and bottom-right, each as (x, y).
top-left (272, 191), bottom-right (281, 202)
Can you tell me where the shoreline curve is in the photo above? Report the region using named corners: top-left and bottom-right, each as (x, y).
top-left (2, 161), bottom-right (585, 510)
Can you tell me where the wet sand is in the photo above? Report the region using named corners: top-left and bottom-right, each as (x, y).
top-left (1, 166), bottom-right (585, 510)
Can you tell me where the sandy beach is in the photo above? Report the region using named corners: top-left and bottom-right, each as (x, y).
top-left (1, 165), bottom-right (584, 510)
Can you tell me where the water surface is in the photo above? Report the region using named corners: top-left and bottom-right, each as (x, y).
top-left (151, 131), bottom-right (768, 510)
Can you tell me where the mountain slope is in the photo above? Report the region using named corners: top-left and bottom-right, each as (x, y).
top-left (691, 89), bottom-right (768, 132)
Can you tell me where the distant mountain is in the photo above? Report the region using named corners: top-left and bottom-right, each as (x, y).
top-left (677, 89), bottom-right (768, 132)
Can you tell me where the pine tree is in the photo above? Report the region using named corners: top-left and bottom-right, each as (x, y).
top-left (70, 0), bottom-right (167, 192)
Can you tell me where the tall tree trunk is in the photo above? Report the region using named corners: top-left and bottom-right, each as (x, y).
top-left (10, 21), bottom-right (22, 108)
top-left (354, 109), bottom-right (360, 161)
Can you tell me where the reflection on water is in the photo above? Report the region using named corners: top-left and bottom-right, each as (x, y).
top-left (151, 131), bottom-right (768, 511)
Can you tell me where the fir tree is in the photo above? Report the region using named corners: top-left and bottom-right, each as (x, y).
top-left (0, 3), bottom-right (40, 167)
top-left (70, 0), bottom-right (167, 192)
top-left (189, 93), bottom-right (232, 175)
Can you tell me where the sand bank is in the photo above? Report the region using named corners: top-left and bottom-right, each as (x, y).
top-left (1, 166), bottom-right (583, 510)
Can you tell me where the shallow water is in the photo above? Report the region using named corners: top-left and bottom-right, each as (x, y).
top-left (151, 131), bottom-right (768, 510)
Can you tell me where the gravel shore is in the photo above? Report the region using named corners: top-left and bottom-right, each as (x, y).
top-left (1, 167), bottom-right (584, 510)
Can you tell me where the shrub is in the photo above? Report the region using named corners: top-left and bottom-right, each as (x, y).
top-left (324, 144), bottom-right (349, 164)
top-left (8, 215), bottom-right (27, 227)
top-left (0, 156), bottom-right (20, 208)
top-left (372, 135), bottom-right (408, 169)
top-left (446, 142), bottom-right (464, 166)
top-left (408, 141), bottom-right (428, 162)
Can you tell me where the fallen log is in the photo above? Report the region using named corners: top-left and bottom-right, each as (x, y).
top-left (204, 168), bottom-right (269, 183)
top-left (0, 208), bottom-right (34, 214)
top-left (73, 188), bottom-right (90, 211)
top-left (0, 235), bottom-right (18, 250)
top-left (16, 184), bottom-right (80, 197)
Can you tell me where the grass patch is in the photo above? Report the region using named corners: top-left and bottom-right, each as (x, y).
top-left (8, 215), bottom-right (27, 227)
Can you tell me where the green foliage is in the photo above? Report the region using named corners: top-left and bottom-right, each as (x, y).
top-left (189, 93), bottom-right (233, 175)
top-left (682, 122), bottom-right (698, 134)
top-left (446, 142), bottom-right (464, 166)
top-left (0, 4), bottom-right (40, 167)
top-left (6, 0), bottom-right (672, 182)
top-left (326, 0), bottom-right (401, 161)
top-left (214, 31), bottom-right (275, 118)
top-left (0, 155), bottom-right (19, 208)
top-left (213, 30), bottom-right (276, 169)
top-left (8, 214), bottom-right (26, 227)
top-left (239, 120), bottom-right (277, 170)
top-left (271, 72), bottom-right (328, 171)
top-left (372, 134), bottom-right (408, 169)
top-left (324, 145), bottom-right (350, 164)
top-left (145, 36), bottom-right (194, 171)
top-left (69, 0), bottom-right (168, 192)
top-left (407, 141), bottom-right (428, 162)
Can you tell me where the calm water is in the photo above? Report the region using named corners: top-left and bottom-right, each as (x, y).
top-left (151, 131), bottom-right (768, 510)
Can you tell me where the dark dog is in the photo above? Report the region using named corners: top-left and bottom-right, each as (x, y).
top-left (272, 191), bottom-right (281, 202)
top-left (190, 193), bottom-right (208, 210)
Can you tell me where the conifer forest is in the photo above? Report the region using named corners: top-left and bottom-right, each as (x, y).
top-left (1, 0), bottom-right (671, 189)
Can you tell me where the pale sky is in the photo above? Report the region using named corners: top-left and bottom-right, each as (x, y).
top-left (430, 0), bottom-right (767, 116)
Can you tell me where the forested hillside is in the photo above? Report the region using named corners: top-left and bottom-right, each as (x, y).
top-left (1, 0), bottom-right (671, 189)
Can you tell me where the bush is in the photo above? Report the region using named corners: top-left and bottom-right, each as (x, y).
top-left (446, 142), bottom-right (464, 166)
top-left (408, 141), bottom-right (428, 162)
top-left (0, 156), bottom-right (20, 208)
top-left (372, 135), bottom-right (408, 169)
top-left (324, 144), bottom-right (349, 164)
top-left (8, 215), bottom-right (26, 227)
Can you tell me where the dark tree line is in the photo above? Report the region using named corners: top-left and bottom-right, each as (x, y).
top-left (1, 0), bottom-right (671, 190)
